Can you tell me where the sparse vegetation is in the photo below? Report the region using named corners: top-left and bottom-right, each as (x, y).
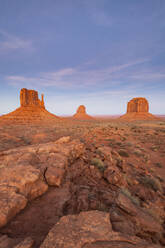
top-left (154, 162), bottom-right (163, 168)
top-left (91, 158), bottom-right (105, 172)
top-left (118, 149), bottom-right (129, 157)
top-left (120, 187), bottom-right (140, 206)
top-left (138, 176), bottom-right (163, 192)
top-left (133, 149), bottom-right (144, 157)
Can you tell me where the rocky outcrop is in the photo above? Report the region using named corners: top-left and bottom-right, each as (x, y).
top-left (0, 186), bottom-right (27, 228)
top-left (0, 137), bottom-right (84, 229)
top-left (120, 97), bottom-right (157, 121)
top-left (20, 88), bottom-right (45, 108)
top-left (0, 165), bottom-right (48, 200)
top-left (40, 211), bottom-right (160, 248)
top-left (73, 105), bottom-right (93, 120)
top-left (110, 192), bottom-right (163, 242)
top-left (0, 88), bottom-right (59, 123)
top-left (127, 98), bottom-right (149, 113)
top-left (13, 237), bottom-right (34, 248)
top-left (0, 236), bottom-right (34, 248)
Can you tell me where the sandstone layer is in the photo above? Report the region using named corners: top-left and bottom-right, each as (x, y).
top-left (0, 137), bottom-right (84, 229)
top-left (40, 211), bottom-right (161, 248)
top-left (0, 88), bottom-right (59, 123)
top-left (120, 97), bottom-right (157, 120)
top-left (73, 105), bottom-right (93, 120)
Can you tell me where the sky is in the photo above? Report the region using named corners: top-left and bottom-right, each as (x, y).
top-left (0, 0), bottom-right (165, 116)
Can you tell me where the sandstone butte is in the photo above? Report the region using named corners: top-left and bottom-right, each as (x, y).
top-left (0, 88), bottom-right (59, 123)
top-left (72, 105), bottom-right (93, 120)
top-left (120, 97), bottom-right (158, 121)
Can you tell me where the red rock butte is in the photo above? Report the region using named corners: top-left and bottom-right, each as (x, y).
top-left (0, 88), bottom-right (59, 123)
top-left (120, 97), bottom-right (157, 121)
top-left (73, 105), bottom-right (93, 120)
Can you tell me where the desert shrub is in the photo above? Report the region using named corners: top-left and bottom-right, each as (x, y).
top-left (159, 122), bottom-right (165, 125)
top-left (120, 187), bottom-right (140, 206)
top-left (154, 162), bottom-right (162, 168)
top-left (133, 149), bottom-right (143, 157)
top-left (138, 176), bottom-right (163, 192)
top-left (0, 164), bottom-right (5, 169)
top-left (123, 174), bottom-right (133, 186)
top-left (125, 142), bottom-right (133, 147)
top-left (118, 149), bottom-right (129, 157)
top-left (91, 158), bottom-right (105, 172)
top-left (150, 146), bottom-right (158, 152)
top-left (121, 136), bottom-right (126, 141)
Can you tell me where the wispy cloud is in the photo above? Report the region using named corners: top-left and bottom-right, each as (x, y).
top-left (0, 30), bottom-right (33, 53)
top-left (130, 72), bottom-right (165, 80)
top-left (5, 58), bottom-right (150, 89)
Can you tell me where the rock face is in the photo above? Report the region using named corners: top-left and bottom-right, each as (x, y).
top-left (73, 105), bottom-right (93, 120)
top-left (0, 137), bottom-right (84, 229)
top-left (127, 98), bottom-right (149, 113)
top-left (20, 88), bottom-right (45, 108)
top-left (77, 105), bottom-right (86, 114)
top-left (0, 88), bottom-right (58, 123)
top-left (40, 211), bottom-right (159, 248)
top-left (120, 97), bottom-right (157, 121)
top-left (0, 186), bottom-right (27, 229)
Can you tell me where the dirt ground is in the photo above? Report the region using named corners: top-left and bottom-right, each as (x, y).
top-left (0, 118), bottom-right (165, 247)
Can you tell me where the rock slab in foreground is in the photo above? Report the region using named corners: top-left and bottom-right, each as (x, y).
top-left (0, 137), bottom-right (84, 229)
top-left (40, 210), bottom-right (159, 248)
top-left (0, 186), bottom-right (27, 228)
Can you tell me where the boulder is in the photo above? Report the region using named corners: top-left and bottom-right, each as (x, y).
top-left (0, 164), bottom-right (48, 200)
top-left (0, 186), bottom-right (27, 228)
top-left (40, 210), bottom-right (159, 248)
top-left (0, 235), bottom-right (16, 248)
top-left (110, 192), bottom-right (163, 242)
top-left (0, 137), bottom-right (85, 228)
top-left (13, 237), bottom-right (34, 248)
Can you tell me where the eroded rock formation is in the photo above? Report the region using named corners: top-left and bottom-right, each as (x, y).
top-left (20, 88), bottom-right (45, 108)
top-left (0, 137), bottom-right (84, 229)
top-left (120, 97), bottom-right (157, 121)
top-left (77, 105), bottom-right (86, 114)
top-left (40, 211), bottom-right (161, 248)
top-left (0, 88), bottom-right (58, 123)
top-left (127, 98), bottom-right (149, 113)
top-left (73, 105), bottom-right (93, 120)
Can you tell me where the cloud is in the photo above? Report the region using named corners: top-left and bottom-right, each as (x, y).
top-left (130, 72), bottom-right (165, 80)
top-left (5, 58), bottom-right (150, 89)
top-left (0, 30), bottom-right (33, 53)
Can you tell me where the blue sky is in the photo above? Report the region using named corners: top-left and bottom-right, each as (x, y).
top-left (0, 0), bottom-right (165, 115)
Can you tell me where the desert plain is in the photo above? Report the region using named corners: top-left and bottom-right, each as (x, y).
top-left (0, 92), bottom-right (165, 248)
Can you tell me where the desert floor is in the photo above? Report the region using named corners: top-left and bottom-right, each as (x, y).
top-left (0, 118), bottom-right (165, 248)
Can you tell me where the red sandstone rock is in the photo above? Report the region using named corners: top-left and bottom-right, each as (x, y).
top-left (0, 164), bottom-right (48, 200)
top-left (73, 105), bottom-right (93, 120)
top-left (77, 105), bottom-right (86, 114)
top-left (104, 167), bottom-right (127, 187)
top-left (0, 88), bottom-right (59, 123)
top-left (0, 137), bottom-right (85, 228)
top-left (110, 192), bottom-right (163, 241)
top-left (40, 211), bottom-right (159, 248)
top-left (127, 98), bottom-right (149, 113)
top-left (20, 88), bottom-right (45, 108)
top-left (0, 185), bottom-right (27, 228)
top-left (120, 97), bottom-right (157, 120)
top-left (13, 237), bottom-right (34, 248)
